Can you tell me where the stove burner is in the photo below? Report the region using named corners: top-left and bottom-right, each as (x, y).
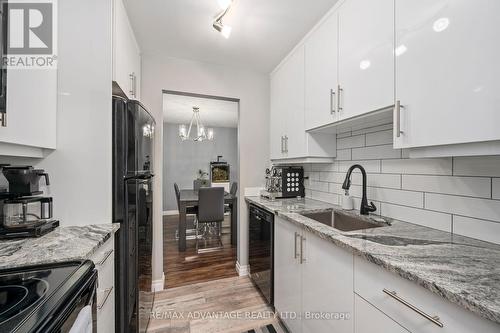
top-left (0, 278), bottom-right (49, 325)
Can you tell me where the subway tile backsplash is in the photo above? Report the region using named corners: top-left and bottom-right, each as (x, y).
top-left (302, 124), bottom-right (500, 244)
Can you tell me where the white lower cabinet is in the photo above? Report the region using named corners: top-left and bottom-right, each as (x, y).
top-left (274, 216), bottom-right (354, 333)
top-left (90, 234), bottom-right (115, 333)
top-left (274, 217), bottom-right (303, 333)
top-left (354, 256), bottom-right (500, 333)
top-left (355, 294), bottom-right (409, 333)
top-left (274, 215), bottom-right (500, 333)
top-left (302, 228), bottom-right (354, 333)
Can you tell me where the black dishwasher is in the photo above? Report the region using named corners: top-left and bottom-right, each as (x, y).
top-left (248, 204), bottom-right (274, 307)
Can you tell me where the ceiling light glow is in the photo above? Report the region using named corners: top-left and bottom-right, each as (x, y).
top-left (221, 25), bottom-right (232, 39)
top-left (433, 17), bottom-right (450, 32)
top-left (217, 0), bottom-right (232, 10)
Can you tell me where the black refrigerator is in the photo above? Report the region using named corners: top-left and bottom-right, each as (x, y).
top-left (112, 94), bottom-right (155, 333)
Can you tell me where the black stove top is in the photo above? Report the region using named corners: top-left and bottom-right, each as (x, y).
top-left (0, 261), bottom-right (96, 333)
top-left (0, 278), bottom-right (49, 324)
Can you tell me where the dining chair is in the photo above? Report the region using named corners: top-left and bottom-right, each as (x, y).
top-left (196, 187), bottom-right (225, 253)
top-left (230, 182), bottom-right (238, 196)
top-left (225, 182), bottom-right (237, 214)
top-left (174, 183), bottom-right (198, 240)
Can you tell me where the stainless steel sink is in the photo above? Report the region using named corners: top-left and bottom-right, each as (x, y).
top-left (300, 210), bottom-right (387, 232)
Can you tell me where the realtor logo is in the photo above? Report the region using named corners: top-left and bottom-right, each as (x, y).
top-left (2, 0), bottom-right (57, 68)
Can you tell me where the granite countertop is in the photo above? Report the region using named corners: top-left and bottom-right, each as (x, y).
top-left (246, 196), bottom-right (500, 325)
top-left (0, 223), bottom-right (120, 270)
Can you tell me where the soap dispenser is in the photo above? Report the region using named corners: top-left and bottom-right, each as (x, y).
top-left (341, 189), bottom-right (354, 210)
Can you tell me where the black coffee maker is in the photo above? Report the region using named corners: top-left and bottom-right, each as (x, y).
top-left (0, 165), bottom-right (59, 239)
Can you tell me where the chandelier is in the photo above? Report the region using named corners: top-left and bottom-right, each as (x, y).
top-left (178, 107), bottom-right (214, 142)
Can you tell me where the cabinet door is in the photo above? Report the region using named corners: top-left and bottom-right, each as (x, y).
top-left (302, 231), bottom-right (354, 333)
top-left (113, 0), bottom-right (141, 99)
top-left (338, 0), bottom-right (394, 119)
top-left (394, 0), bottom-right (500, 149)
top-left (274, 217), bottom-right (302, 333)
top-left (270, 70), bottom-right (286, 160)
top-left (0, 69), bottom-right (57, 150)
top-left (305, 12), bottom-right (339, 130)
top-left (282, 45), bottom-right (306, 159)
top-left (354, 295), bottom-right (409, 333)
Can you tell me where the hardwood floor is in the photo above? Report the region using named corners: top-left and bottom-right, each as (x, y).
top-left (163, 214), bottom-right (238, 289)
top-left (148, 276), bottom-right (279, 333)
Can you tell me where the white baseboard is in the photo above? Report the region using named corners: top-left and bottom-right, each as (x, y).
top-left (151, 272), bottom-right (165, 292)
top-left (163, 210), bottom-right (179, 216)
top-left (236, 261), bottom-right (250, 276)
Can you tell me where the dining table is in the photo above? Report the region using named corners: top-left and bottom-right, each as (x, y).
top-left (177, 189), bottom-right (237, 251)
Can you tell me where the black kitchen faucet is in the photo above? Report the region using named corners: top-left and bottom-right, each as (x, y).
top-left (342, 164), bottom-right (377, 215)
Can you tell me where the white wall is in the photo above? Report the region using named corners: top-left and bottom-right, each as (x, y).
top-left (0, 0), bottom-right (113, 226)
top-left (141, 55), bottom-right (270, 282)
top-left (303, 123), bottom-right (500, 245)
top-left (35, 0), bottom-right (113, 226)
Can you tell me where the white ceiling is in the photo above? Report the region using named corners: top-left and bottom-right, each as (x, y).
top-left (163, 93), bottom-right (238, 128)
top-left (123, 0), bottom-right (340, 73)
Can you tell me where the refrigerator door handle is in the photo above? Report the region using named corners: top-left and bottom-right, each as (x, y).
top-left (124, 173), bottom-right (155, 181)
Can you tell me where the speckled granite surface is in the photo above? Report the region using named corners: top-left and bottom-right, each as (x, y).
top-left (0, 223), bottom-right (119, 270)
top-left (246, 196), bottom-right (500, 325)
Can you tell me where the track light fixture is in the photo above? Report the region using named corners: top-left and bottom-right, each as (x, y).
top-left (213, 0), bottom-right (233, 38)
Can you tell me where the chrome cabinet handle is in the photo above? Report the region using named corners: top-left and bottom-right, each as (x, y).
top-left (395, 100), bottom-right (404, 138)
top-left (285, 136), bottom-right (289, 153)
top-left (383, 289), bottom-right (443, 328)
top-left (337, 85), bottom-right (343, 112)
top-left (133, 74), bottom-right (137, 97)
top-left (300, 236), bottom-right (306, 264)
top-left (129, 73), bottom-right (135, 97)
top-left (280, 136), bottom-right (284, 153)
top-left (97, 287), bottom-right (113, 310)
top-left (330, 89), bottom-right (336, 114)
top-left (97, 249), bottom-right (114, 266)
top-left (294, 232), bottom-right (300, 259)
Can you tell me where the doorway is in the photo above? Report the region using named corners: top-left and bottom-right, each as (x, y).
top-left (161, 90), bottom-right (239, 289)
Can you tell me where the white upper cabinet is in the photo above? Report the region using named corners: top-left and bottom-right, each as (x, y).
top-left (270, 67), bottom-right (287, 160)
top-left (304, 12), bottom-right (339, 130)
top-left (270, 44), bottom-right (336, 162)
top-left (338, 0), bottom-right (394, 119)
top-left (270, 45), bottom-right (307, 160)
top-left (0, 69), bottom-right (57, 154)
top-left (113, 0), bottom-right (141, 100)
top-left (394, 0), bottom-right (500, 149)
top-left (282, 46), bottom-right (306, 159)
